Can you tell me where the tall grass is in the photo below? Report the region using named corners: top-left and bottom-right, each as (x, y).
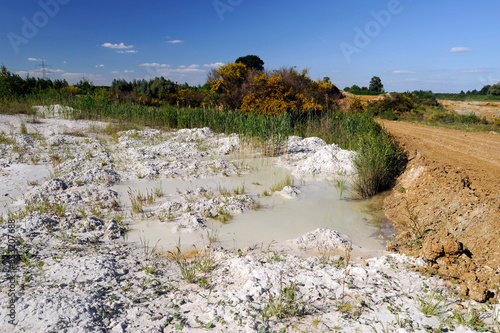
top-left (1, 92), bottom-right (406, 198)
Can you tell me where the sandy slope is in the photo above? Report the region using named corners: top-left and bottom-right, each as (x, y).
top-left (439, 100), bottom-right (500, 120)
top-left (379, 119), bottom-right (500, 302)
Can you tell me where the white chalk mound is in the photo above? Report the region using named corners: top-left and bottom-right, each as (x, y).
top-left (292, 228), bottom-right (351, 251)
top-left (278, 136), bottom-right (356, 179)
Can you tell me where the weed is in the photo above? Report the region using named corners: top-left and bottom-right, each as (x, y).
top-left (335, 178), bottom-right (346, 199)
top-left (270, 175), bottom-right (294, 192)
top-left (20, 122), bottom-right (28, 135)
top-left (233, 184), bottom-right (246, 195)
top-left (403, 198), bottom-right (429, 245)
top-left (338, 241), bottom-right (353, 312)
top-left (452, 306), bottom-right (487, 331)
top-left (216, 209), bottom-right (232, 224)
top-left (154, 183), bottom-right (164, 198)
top-left (128, 187), bottom-right (144, 213)
top-left (417, 284), bottom-right (444, 316)
top-left (261, 273), bottom-right (306, 321)
top-left (217, 185), bottom-right (231, 197)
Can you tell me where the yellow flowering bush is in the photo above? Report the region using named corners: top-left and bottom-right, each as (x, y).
top-left (60, 86), bottom-right (80, 95)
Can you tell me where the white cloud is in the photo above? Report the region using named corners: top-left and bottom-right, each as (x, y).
top-left (124, 70), bottom-right (134, 73)
top-left (139, 63), bottom-right (170, 68)
top-left (116, 50), bottom-right (138, 54)
top-left (28, 57), bottom-right (42, 61)
top-left (392, 70), bottom-right (415, 74)
top-left (203, 62), bottom-right (224, 69)
top-left (16, 68), bottom-right (64, 77)
top-left (174, 64), bottom-right (204, 73)
top-left (62, 72), bottom-right (102, 83)
top-left (110, 71), bottom-right (120, 74)
top-left (95, 64), bottom-right (104, 68)
top-left (101, 42), bottom-right (134, 50)
top-left (448, 47), bottom-right (472, 53)
top-left (330, 70), bottom-right (342, 73)
top-left (63, 61), bottom-right (67, 64)
top-left (167, 40), bottom-right (184, 44)
top-left (461, 69), bottom-right (488, 73)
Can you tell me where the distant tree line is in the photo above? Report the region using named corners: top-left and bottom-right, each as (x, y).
top-left (0, 65), bottom-right (69, 98)
top-left (1, 55), bottom-right (344, 114)
top-left (344, 76), bottom-right (384, 95)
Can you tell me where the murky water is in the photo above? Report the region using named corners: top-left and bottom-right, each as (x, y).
top-left (113, 157), bottom-right (389, 253)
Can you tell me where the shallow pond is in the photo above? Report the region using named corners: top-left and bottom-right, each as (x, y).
top-left (113, 157), bottom-right (390, 254)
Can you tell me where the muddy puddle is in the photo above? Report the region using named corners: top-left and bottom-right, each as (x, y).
top-left (113, 157), bottom-right (390, 254)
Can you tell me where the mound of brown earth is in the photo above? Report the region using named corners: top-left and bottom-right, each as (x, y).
top-left (378, 119), bottom-right (500, 302)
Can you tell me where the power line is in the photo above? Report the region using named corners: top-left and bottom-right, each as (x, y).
top-left (36, 60), bottom-right (52, 79)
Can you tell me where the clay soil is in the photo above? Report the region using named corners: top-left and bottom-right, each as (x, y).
top-left (378, 119), bottom-right (500, 302)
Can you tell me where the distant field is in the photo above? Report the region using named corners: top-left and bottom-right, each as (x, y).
top-left (434, 93), bottom-right (500, 102)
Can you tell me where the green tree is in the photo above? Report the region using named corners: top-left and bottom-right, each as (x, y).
top-left (480, 85), bottom-right (491, 95)
top-left (488, 83), bottom-right (500, 95)
top-left (369, 76), bottom-right (384, 93)
top-left (235, 55), bottom-right (264, 71)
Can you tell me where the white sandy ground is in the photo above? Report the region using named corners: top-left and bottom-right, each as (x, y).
top-left (0, 107), bottom-right (499, 332)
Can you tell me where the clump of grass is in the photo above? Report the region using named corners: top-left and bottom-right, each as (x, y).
top-left (0, 132), bottom-right (14, 145)
top-left (335, 178), bottom-right (346, 199)
top-left (270, 175), bottom-right (294, 192)
top-left (127, 187), bottom-right (143, 213)
top-left (261, 273), bottom-right (306, 322)
top-left (417, 284), bottom-right (445, 316)
top-left (168, 244), bottom-right (216, 287)
top-left (20, 122), bottom-right (28, 134)
top-left (352, 129), bottom-right (406, 198)
top-left (217, 185), bottom-right (231, 197)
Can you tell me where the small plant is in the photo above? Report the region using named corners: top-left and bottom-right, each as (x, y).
top-left (233, 184), bottom-right (246, 195)
top-left (154, 183), bottom-right (164, 198)
top-left (403, 198), bottom-right (428, 245)
top-left (335, 178), bottom-right (346, 199)
top-left (20, 122), bottom-right (28, 135)
top-left (452, 306), bottom-right (487, 331)
top-left (337, 241), bottom-right (353, 312)
top-left (270, 175), bottom-right (294, 192)
top-left (417, 284), bottom-right (444, 316)
top-left (217, 185), bottom-right (231, 197)
top-left (261, 273), bottom-right (306, 321)
top-left (216, 209), bottom-right (232, 223)
top-left (128, 187), bottom-right (144, 213)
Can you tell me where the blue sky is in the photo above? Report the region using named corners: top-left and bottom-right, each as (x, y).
top-left (1, 0), bottom-right (499, 92)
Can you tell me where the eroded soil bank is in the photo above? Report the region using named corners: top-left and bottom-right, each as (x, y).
top-left (380, 119), bottom-right (500, 302)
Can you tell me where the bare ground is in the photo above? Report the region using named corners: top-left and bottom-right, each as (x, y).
top-left (438, 99), bottom-right (500, 121)
top-left (378, 119), bottom-right (500, 302)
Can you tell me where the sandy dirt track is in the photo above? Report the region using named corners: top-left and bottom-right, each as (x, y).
top-left (378, 119), bottom-right (500, 197)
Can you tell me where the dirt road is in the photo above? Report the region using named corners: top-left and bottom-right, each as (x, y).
top-left (377, 119), bottom-right (500, 302)
top-left (377, 119), bottom-right (500, 197)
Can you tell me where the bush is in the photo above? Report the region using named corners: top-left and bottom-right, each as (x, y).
top-left (368, 93), bottom-right (420, 118)
top-left (209, 64), bottom-right (342, 114)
